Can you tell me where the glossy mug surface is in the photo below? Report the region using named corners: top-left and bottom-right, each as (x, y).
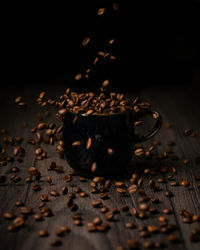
top-left (62, 110), bottom-right (162, 177)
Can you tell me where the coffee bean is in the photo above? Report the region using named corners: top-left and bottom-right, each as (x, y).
top-left (38, 229), bottom-right (49, 237)
top-left (50, 190), bottom-right (59, 196)
top-left (105, 210), bottom-right (114, 221)
top-left (184, 128), bottom-right (193, 136)
top-left (73, 219), bottom-right (82, 226)
top-left (126, 239), bottom-right (139, 249)
top-left (165, 190), bottom-right (173, 197)
top-left (115, 181), bottom-right (124, 187)
top-left (182, 217), bottom-right (192, 223)
top-left (170, 181), bottom-right (179, 186)
top-left (128, 184), bottom-right (137, 194)
top-left (13, 217), bottom-right (24, 228)
top-left (116, 188), bottom-right (126, 194)
top-left (147, 225), bottom-right (158, 233)
top-left (91, 200), bottom-right (102, 208)
top-left (139, 203), bottom-right (149, 211)
top-left (46, 176), bottom-right (52, 184)
top-left (3, 212), bottom-right (16, 220)
top-left (61, 186), bottom-right (68, 195)
top-left (92, 217), bottom-right (102, 225)
top-left (32, 184), bottom-right (41, 191)
top-left (143, 241), bottom-right (154, 249)
top-left (125, 222), bottom-right (135, 229)
top-left (168, 234), bottom-right (179, 242)
top-left (86, 137), bottom-right (92, 150)
top-left (72, 141), bottom-right (82, 147)
top-left (181, 180), bottom-right (190, 187)
top-left (102, 80), bottom-right (110, 88)
top-left (79, 192), bottom-right (88, 197)
top-left (82, 37), bottom-right (90, 47)
top-left (20, 206), bottom-right (33, 215)
top-left (192, 214), bottom-right (200, 222)
top-left (162, 208), bottom-right (172, 214)
top-left (40, 194), bottom-right (48, 202)
top-left (34, 214), bottom-right (43, 221)
top-left (15, 200), bottom-right (23, 207)
top-left (56, 226), bottom-right (70, 236)
top-left (134, 148), bottom-right (144, 157)
top-left (91, 162), bottom-right (97, 172)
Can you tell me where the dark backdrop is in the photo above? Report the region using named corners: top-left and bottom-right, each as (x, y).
top-left (1, 0), bottom-right (200, 92)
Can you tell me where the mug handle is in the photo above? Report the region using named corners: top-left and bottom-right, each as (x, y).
top-left (133, 110), bottom-right (162, 143)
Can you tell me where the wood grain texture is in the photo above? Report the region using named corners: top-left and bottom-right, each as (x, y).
top-left (0, 83), bottom-right (200, 250)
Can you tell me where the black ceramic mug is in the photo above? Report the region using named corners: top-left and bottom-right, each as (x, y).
top-left (63, 109), bottom-right (162, 177)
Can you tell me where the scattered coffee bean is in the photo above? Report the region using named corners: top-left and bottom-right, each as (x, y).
top-left (181, 180), bottom-right (190, 187)
top-left (3, 212), bottom-right (16, 220)
top-left (184, 128), bottom-right (193, 136)
top-left (50, 190), bottom-right (59, 196)
top-left (168, 234), bottom-right (179, 243)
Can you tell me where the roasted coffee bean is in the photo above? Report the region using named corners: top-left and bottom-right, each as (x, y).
top-left (134, 148), bottom-right (144, 157)
top-left (61, 186), bottom-right (68, 195)
top-left (139, 203), bottom-right (149, 211)
top-left (32, 184), bottom-right (41, 191)
top-left (73, 219), bottom-right (82, 226)
top-left (91, 162), bottom-right (97, 172)
top-left (40, 194), bottom-right (48, 202)
top-left (46, 176), bottom-right (52, 184)
top-left (86, 137), bottom-right (92, 149)
top-left (184, 128), bottom-right (193, 136)
top-left (79, 192), bottom-right (88, 197)
top-left (181, 180), bottom-right (190, 187)
top-left (147, 225), bottom-right (158, 233)
top-left (105, 210), bottom-right (114, 221)
top-left (15, 200), bottom-right (23, 207)
top-left (192, 214), bottom-right (200, 222)
top-left (20, 206), bottom-right (33, 215)
top-left (91, 200), bottom-right (102, 208)
top-left (100, 206), bottom-right (108, 213)
top-left (129, 184), bottom-right (137, 194)
top-left (182, 217), bottom-right (192, 223)
top-left (38, 229), bottom-right (49, 237)
top-left (170, 181), bottom-right (179, 186)
top-left (143, 240), bottom-right (154, 249)
top-left (72, 141), bottom-right (82, 147)
top-left (34, 214), bottom-right (43, 221)
top-left (116, 188), bottom-right (126, 194)
top-left (125, 222), bottom-right (135, 229)
top-left (81, 37), bottom-right (90, 47)
top-left (126, 239), bottom-right (139, 249)
top-left (92, 217), bottom-right (102, 225)
top-left (50, 190), bottom-right (59, 197)
top-left (162, 208), bottom-right (172, 214)
top-left (149, 207), bottom-right (158, 213)
top-left (3, 212), bottom-right (16, 220)
top-left (165, 190), bottom-right (173, 197)
top-left (13, 217), bottom-right (24, 228)
top-left (168, 234), bottom-right (179, 242)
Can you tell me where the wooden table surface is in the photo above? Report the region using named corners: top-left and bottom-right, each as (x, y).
top-left (0, 82), bottom-right (200, 250)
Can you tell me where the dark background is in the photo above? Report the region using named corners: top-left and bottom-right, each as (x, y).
top-left (1, 0), bottom-right (200, 92)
